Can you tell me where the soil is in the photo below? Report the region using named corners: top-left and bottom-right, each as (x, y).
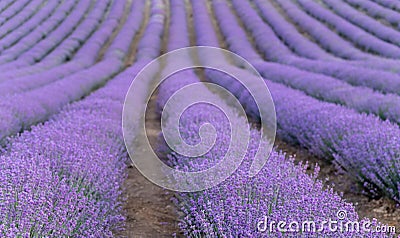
top-left (118, 0), bottom-right (182, 236)
top-left (121, 165), bottom-right (181, 238)
top-left (119, 91), bottom-right (182, 238)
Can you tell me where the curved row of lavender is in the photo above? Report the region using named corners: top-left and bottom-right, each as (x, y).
top-left (0, 0), bottom-right (115, 88)
top-left (0, 0), bottom-right (16, 14)
top-left (0, 0), bottom-right (399, 236)
top-left (0, 0), bottom-right (146, 144)
top-left (0, 0), bottom-right (84, 66)
top-left (373, 0), bottom-right (400, 11)
top-left (322, 0), bottom-right (400, 45)
top-left (0, 0), bottom-right (29, 26)
top-left (0, 0), bottom-right (44, 39)
top-left (234, 0), bottom-right (400, 95)
top-left (0, 0), bottom-right (166, 235)
top-left (212, 0), bottom-right (400, 125)
top-left (0, 0), bottom-right (113, 74)
top-left (296, 0), bottom-right (400, 58)
top-left (189, 0), bottom-right (400, 204)
top-left (344, 0), bottom-right (400, 28)
top-left (155, 1), bottom-right (389, 237)
top-left (268, 0), bottom-right (400, 72)
top-left (0, 0), bottom-right (62, 54)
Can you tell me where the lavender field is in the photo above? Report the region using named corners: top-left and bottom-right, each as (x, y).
top-left (0, 0), bottom-right (399, 237)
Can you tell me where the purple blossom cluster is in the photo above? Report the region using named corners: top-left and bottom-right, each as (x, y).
top-left (322, 0), bottom-right (400, 45)
top-left (297, 0), bottom-right (400, 58)
top-left (211, 0), bottom-right (400, 124)
top-left (0, 0), bottom-right (44, 39)
top-left (251, 0), bottom-right (335, 60)
top-left (344, 0), bottom-right (400, 28)
top-left (157, 2), bottom-right (392, 237)
top-left (0, 0), bottom-right (119, 93)
top-left (0, 0), bottom-right (166, 235)
top-left (0, 0), bottom-right (30, 26)
top-left (191, 0), bottom-right (400, 203)
top-left (174, 142), bottom-right (387, 237)
top-left (0, 0), bottom-right (148, 144)
top-left (232, 0), bottom-right (400, 93)
top-left (0, 0), bottom-right (85, 67)
top-left (1, 0), bottom-right (400, 235)
top-left (152, 0), bottom-right (394, 237)
top-left (0, 0), bottom-right (62, 54)
top-left (372, 0), bottom-right (400, 12)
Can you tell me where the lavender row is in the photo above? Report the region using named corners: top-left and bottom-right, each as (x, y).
top-left (344, 0), bottom-right (400, 28)
top-left (0, 0), bottom-right (104, 83)
top-left (256, 63), bottom-right (400, 124)
top-left (207, 62), bottom-right (400, 203)
top-left (0, 0), bottom-right (112, 81)
top-left (157, 0), bottom-right (196, 111)
top-left (296, 0), bottom-right (400, 58)
top-left (0, 0), bottom-right (92, 70)
top-left (322, 0), bottom-right (400, 47)
top-left (269, 0), bottom-right (400, 71)
top-left (0, 0), bottom-right (30, 26)
top-left (163, 1), bottom-right (384, 236)
top-left (33, 0), bottom-right (111, 63)
top-left (253, 0), bottom-right (335, 60)
top-left (0, 0), bottom-right (126, 95)
top-left (0, 0), bottom-right (79, 64)
top-left (0, 0), bottom-right (146, 143)
top-left (0, 0), bottom-right (15, 14)
top-left (4, 0), bottom-right (110, 70)
top-left (372, 0), bottom-right (400, 11)
top-left (234, 0), bottom-right (400, 95)
top-left (0, 0), bottom-right (166, 235)
top-left (212, 0), bottom-right (400, 124)
top-left (104, 0), bottom-right (144, 60)
top-left (194, 0), bottom-right (400, 203)
top-left (0, 0), bottom-right (61, 51)
top-left (0, 0), bottom-right (44, 39)
top-left (0, 64), bottom-right (146, 237)
top-left (0, 0), bottom-right (125, 84)
top-left (288, 0), bottom-right (400, 71)
top-left (270, 0), bottom-right (369, 60)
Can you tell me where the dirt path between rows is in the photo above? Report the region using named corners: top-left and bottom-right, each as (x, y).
top-left (119, 0), bottom-right (182, 237)
top-left (122, 91), bottom-right (181, 236)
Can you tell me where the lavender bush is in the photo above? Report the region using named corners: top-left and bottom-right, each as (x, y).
top-left (159, 1), bottom-right (395, 236)
top-left (0, 0), bottom-right (61, 53)
top-left (232, 0), bottom-right (400, 92)
top-left (191, 0), bottom-right (400, 203)
top-left (211, 0), bottom-right (400, 124)
top-left (0, 0), bottom-right (166, 235)
top-left (296, 0), bottom-right (400, 58)
top-left (344, 0), bottom-right (400, 28)
top-left (0, 0), bottom-right (85, 66)
top-left (322, 0), bottom-right (400, 45)
top-left (0, 0), bottom-right (399, 236)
